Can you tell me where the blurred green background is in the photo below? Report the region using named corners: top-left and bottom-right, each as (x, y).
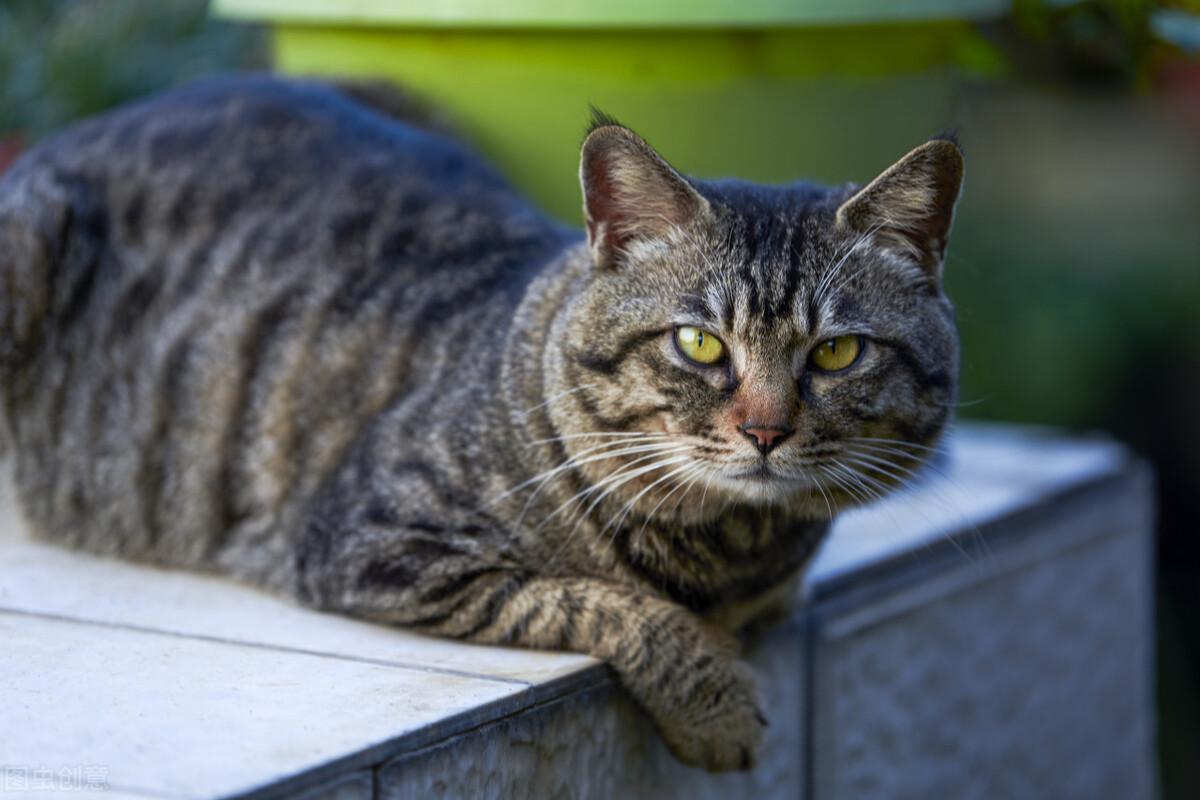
top-left (1, 0), bottom-right (1197, 795)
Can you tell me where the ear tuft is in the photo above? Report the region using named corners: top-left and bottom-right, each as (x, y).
top-left (835, 139), bottom-right (965, 282)
top-left (586, 106), bottom-right (625, 137)
top-left (579, 122), bottom-right (709, 270)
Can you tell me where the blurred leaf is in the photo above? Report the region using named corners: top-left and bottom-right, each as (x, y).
top-left (0, 0), bottom-right (264, 140)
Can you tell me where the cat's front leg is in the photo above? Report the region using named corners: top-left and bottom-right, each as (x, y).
top-left (471, 575), bottom-right (769, 772)
top-left (305, 552), bottom-right (766, 771)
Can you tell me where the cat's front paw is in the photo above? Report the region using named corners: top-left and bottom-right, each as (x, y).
top-left (656, 659), bottom-right (767, 772)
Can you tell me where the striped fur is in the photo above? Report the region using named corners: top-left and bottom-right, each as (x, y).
top-left (0, 76), bottom-right (962, 771)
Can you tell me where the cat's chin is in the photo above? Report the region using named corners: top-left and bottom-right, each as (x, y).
top-left (708, 465), bottom-right (819, 506)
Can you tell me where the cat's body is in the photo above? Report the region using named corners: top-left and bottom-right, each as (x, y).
top-left (0, 76), bottom-right (962, 771)
top-left (0, 77), bottom-right (576, 590)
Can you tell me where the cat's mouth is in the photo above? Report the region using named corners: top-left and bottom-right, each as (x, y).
top-left (718, 463), bottom-right (817, 494)
top-left (726, 462), bottom-right (776, 482)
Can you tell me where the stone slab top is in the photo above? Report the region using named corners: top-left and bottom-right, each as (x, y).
top-left (0, 423), bottom-right (1135, 799)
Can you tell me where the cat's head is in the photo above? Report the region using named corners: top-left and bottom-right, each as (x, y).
top-left (547, 117), bottom-right (962, 521)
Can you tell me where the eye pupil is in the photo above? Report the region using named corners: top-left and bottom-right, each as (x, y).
top-left (675, 326), bottom-right (725, 366)
top-left (810, 334), bottom-right (862, 372)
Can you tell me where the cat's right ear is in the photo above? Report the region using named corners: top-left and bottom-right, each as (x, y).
top-left (835, 138), bottom-right (964, 283)
top-left (579, 120), bottom-right (709, 270)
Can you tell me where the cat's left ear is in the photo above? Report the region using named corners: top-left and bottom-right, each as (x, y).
top-left (580, 121), bottom-right (710, 270)
top-left (835, 139), bottom-right (964, 282)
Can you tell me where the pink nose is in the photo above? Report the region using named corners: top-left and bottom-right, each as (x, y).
top-left (739, 423), bottom-right (793, 455)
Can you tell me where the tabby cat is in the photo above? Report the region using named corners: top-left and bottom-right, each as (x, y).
top-left (0, 76), bottom-right (962, 771)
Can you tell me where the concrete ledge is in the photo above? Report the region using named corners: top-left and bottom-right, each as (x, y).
top-left (0, 424), bottom-right (1155, 799)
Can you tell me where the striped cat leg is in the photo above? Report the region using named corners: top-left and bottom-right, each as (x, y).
top-left (311, 556), bottom-right (766, 771)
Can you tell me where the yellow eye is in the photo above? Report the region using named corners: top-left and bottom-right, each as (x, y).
top-left (809, 335), bottom-right (863, 372)
top-left (674, 326), bottom-right (725, 365)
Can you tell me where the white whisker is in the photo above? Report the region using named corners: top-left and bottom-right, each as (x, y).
top-left (601, 460), bottom-right (697, 543)
top-left (634, 461), bottom-right (705, 549)
top-left (840, 453), bottom-right (916, 489)
top-left (842, 442), bottom-right (993, 563)
top-left (522, 448), bottom-right (691, 532)
top-left (670, 464), bottom-right (709, 521)
top-left (492, 440), bottom-right (689, 506)
top-left (540, 453), bottom-right (693, 567)
top-left (847, 436), bottom-right (949, 456)
top-left (517, 383), bottom-right (596, 419)
top-left (824, 460), bottom-right (877, 504)
top-left (540, 452), bottom-right (692, 530)
top-left (810, 471), bottom-right (836, 520)
top-left (525, 431), bottom-right (670, 448)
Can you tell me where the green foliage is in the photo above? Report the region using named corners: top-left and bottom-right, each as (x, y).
top-left (0, 0), bottom-right (264, 140)
top-left (949, 215), bottom-right (1200, 429)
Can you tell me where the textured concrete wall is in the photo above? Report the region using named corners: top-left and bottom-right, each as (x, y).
top-left (811, 477), bottom-right (1155, 800)
top-left (375, 469), bottom-right (1155, 800)
top-left (377, 622), bottom-right (805, 799)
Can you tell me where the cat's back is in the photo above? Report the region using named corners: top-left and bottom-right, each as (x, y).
top-left (0, 75), bottom-right (565, 582)
top-left (1, 74), bottom-right (553, 277)
top-left (0, 75), bottom-right (562, 367)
